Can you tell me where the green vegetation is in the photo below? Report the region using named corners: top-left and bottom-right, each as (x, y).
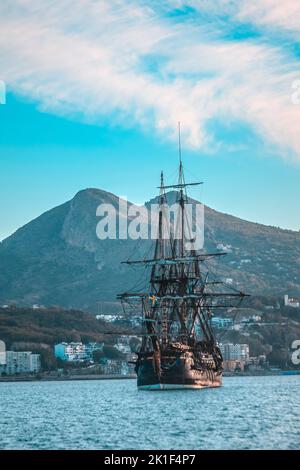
top-left (0, 306), bottom-right (127, 348)
top-left (103, 345), bottom-right (125, 360)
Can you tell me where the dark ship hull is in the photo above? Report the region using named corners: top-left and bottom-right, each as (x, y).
top-left (136, 354), bottom-right (222, 390)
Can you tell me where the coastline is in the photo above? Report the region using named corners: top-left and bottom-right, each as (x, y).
top-left (0, 374), bottom-right (137, 383)
top-left (1, 370), bottom-right (299, 383)
top-left (223, 370), bottom-right (300, 377)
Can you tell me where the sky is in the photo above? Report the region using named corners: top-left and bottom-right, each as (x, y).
top-left (0, 0), bottom-right (300, 240)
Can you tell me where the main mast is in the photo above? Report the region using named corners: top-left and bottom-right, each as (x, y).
top-left (119, 126), bottom-right (246, 347)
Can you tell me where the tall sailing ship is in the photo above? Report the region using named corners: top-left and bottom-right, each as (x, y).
top-left (118, 130), bottom-right (247, 390)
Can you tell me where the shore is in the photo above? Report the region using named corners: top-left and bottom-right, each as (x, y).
top-left (0, 374), bottom-right (137, 382)
top-left (1, 370), bottom-right (299, 383)
top-left (223, 370), bottom-right (300, 377)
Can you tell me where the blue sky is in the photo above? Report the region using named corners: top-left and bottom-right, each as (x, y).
top-left (0, 0), bottom-right (300, 240)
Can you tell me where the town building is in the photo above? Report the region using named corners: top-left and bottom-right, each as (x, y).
top-left (0, 340), bottom-right (6, 366)
top-left (219, 343), bottom-right (250, 362)
top-left (218, 342), bottom-right (250, 373)
top-left (0, 340), bottom-right (6, 375)
top-left (85, 342), bottom-right (105, 358)
top-left (54, 341), bottom-right (104, 362)
top-left (114, 336), bottom-right (132, 355)
top-left (251, 314), bottom-right (262, 322)
top-left (30, 354), bottom-right (41, 373)
top-left (246, 355), bottom-right (268, 372)
top-left (114, 343), bottom-right (131, 355)
top-left (3, 349), bottom-right (41, 375)
top-left (284, 295), bottom-right (300, 309)
top-left (223, 360), bottom-right (245, 373)
top-left (96, 314), bottom-right (123, 322)
top-left (216, 243), bottom-right (232, 253)
top-left (99, 359), bottom-right (135, 376)
top-left (211, 317), bottom-right (233, 330)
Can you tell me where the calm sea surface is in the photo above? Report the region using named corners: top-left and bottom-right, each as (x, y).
top-left (0, 376), bottom-right (299, 450)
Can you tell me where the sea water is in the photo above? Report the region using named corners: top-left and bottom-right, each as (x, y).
top-left (0, 375), bottom-right (299, 449)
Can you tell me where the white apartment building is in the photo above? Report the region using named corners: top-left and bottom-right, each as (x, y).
top-left (5, 350), bottom-right (41, 375)
top-left (30, 354), bottom-right (41, 373)
top-left (0, 340), bottom-right (6, 366)
top-left (219, 343), bottom-right (250, 362)
top-left (284, 295), bottom-right (300, 308)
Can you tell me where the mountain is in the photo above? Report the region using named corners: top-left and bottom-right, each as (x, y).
top-left (0, 188), bottom-right (299, 312)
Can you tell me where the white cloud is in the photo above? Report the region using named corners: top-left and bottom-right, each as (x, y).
top-left (237, 0), bottom-right (300, 36)
top-left (0, 0), bottom-right (299, 161)
top-left (163, 0), bottom-right (300, 35)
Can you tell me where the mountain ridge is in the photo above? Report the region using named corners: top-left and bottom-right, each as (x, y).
top-left (0, 187), bottom-right (299, 311)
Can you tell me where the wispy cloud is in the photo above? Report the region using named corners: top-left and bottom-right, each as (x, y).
top-left (0, 0), bottom-right (299, 160)
top-left (237, 0), bottom-right (300, 36)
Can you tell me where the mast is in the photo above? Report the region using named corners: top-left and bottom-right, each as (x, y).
top-left (178, 121), bottom-right (185, 259)
top-left (118, 125), bottom-right (248, 354)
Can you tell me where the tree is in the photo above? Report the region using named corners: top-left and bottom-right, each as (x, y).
top-left (70, 331), bottom-right (81, 342)
top-left (103, 345), bottom-right (125, 360)
top-left (129, 337), bottom-right (141, 353)
top-left (92, 349), bottom-right (105, 363)
top-left (56, 357), bottom-right (65, 369)
top-left (33, 348), bottom-right (57, 371)
top-left (267, 346), bottom-right (289, 368)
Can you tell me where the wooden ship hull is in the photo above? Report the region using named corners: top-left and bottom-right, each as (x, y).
top-left (136, 354), bottom-right (222, 390)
